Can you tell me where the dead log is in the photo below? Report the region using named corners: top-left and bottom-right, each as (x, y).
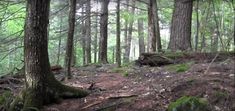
top-left (135, 53), bottom-right (174, 66)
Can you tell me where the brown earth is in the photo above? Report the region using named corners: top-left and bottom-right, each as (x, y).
top-left (0, 55), bottom-right (234, 111)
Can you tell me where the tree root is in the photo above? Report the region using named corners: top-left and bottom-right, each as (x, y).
top-left (9, 81), bottom-right (89, 111)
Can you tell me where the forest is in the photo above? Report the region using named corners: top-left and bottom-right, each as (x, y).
top-left (0, 0), bottom-right (234, 111)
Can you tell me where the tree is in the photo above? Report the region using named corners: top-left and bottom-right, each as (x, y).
top-left (124, 0), bottom-right (135, 63)
top-left (99, 0), bottom-right (109, 64)
top-left (148, 0), bottom-right (161, 52)
top-left (168, 0), bottom-right (193, 51)
top-left (85, 0), bottom-right (91, 64)
top-left (65, 0), bottom-right (77, 79)
top-left (116, 0), bottom-right (121, 67)
top-left (138, 14), bottom-right (145, 56)
top-left (10, 0), bottom-right (88, 110)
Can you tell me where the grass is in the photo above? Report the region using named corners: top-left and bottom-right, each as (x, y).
top-left (167, 96), bottom-right (209, 111)
top-left (165, 62), bottom-right (193, 73)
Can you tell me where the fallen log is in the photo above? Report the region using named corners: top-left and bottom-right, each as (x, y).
top-left (135, 53), bottom-right (175, 66)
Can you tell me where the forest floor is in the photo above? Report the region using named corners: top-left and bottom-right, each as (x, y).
top-left (0, 53), bottom-right (234, 111)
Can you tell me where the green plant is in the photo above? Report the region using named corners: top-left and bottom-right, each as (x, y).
top-left (165, 62), bottom-right (192, 73)
top-left (168, 96), bottom-right (209, 111)
top-left (122, 71), bottom-right (129, 77)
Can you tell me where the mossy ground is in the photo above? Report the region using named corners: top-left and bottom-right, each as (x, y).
top-left (165, 62), bottom-right (193, 73)
top-left (167, 96), bottom-right (209, 111)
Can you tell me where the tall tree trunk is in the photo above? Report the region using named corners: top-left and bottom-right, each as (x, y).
top-left (168, 0), bottom-right (193, 51)
top-left (85, 0), bottom-right (91, 64)
top-left (138, 16), bottom-right (145, 56)
top-left (123, 0), bottom-right (129, 63)
top-left (57, 10), bottom-right (63, 65)
top-left (124, 0), bottom-right (135, 63)
top-left (152, 0), bottom-right (161, 52)
top-left (99, 0), bottom-right (109, 64)
top-left (81, 6), bottom-right (87, 65)
top-left (195, 0), bottom-right (199, 51)
top-left (65, 0), bottom-right (76, 79)
top-left (94, 13), bottom-right (98, 63)
top-left (10, 0), bottom-right (88, 110)
top-left (116, 0), bottom-right (121, 67)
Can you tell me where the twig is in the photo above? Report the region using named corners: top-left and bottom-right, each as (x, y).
top-left (204, 53), bottom-right (220, 74)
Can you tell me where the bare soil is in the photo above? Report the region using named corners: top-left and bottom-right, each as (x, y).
top-left (0, 54), bottom-right (234, 111)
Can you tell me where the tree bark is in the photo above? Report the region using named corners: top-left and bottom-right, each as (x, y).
top-left (138, 16), bottom-right (145, 56)
top-left (123, 0), bottom-right (129, 63)
top-left (116, 0), bottom-right (121, 67)
top-left (9, 0), bottom-right (88, 110)
top-left (65, 0), bottom-right (76, 79)
top-left (195, 0), bottom-right (199, 51)
top-left (168, 0), bottom-right (193, 51)
top-left (124, 0), bottom-right (135, 63)
top-left (94, 13), bottom-right (98, 63)
top-left (99, 0), bottom-right (109, 64)
top-left (85, 0), bottom-right (91, 64)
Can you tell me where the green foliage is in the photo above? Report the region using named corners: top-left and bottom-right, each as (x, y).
top-left (165, 62), bottom-right (192, 73)
top-left (167, 96), bottom-right (209, 111)
top-left (0, 91), bottom-right (13, 110)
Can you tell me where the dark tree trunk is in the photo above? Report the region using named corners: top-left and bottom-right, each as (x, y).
top-left (168, 0), bottom-right (193, 51)
top-left (99, 0), bottom-right (109, 64)
top-left (116, 0), bottom-right (121, 67)
top-left (85, 0), bottom-right (91, 64)
top-left (65, 0), bottom-right (76, 79)
top-left (148, 0), bottom-right (161, 52)
top-left (10, 0), bottom-right (88, 110)
top-left (195, 0), bottom-right (199, 51)
top-left (138, 16), bottom-right (145, 56)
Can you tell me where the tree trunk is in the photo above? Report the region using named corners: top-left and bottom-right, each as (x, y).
top-left (168, 0), bottom-right (193, 51)
top-left (153, 0), bottom-right (162, 52)
top-left (116, 0), bottom-right (121, 67)
top-left (99, 0), bottom-right (109, 64)
top-left (123, 0), bottom-right (129, 63)
top-left (124, 0), bottom-right (135, 63)
top-left (195, 0), bottom-right (199, 51)
top-left (10, 0), bottom-right (88, 110)
top-left (65, 0), bottom-right (76, 79)
top-left (57, 8), bottom-right (63, 65)
top-left (81, 6), bottom-right (87, 65)
top-left (94, 13), bottom-right (98, 63)
top-left (85, 0), bottom-right (91, 64)
top-left (138, 16), bottom-right (145, 56)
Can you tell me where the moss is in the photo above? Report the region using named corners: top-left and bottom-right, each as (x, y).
top-left (122, 71), bottom-right (129, 77)
top-left (165, 62), bottom-right (192, 73)
top-left (167, 96), bottom-right (209, 111)
top-left (0, 91), bottom-right (12, 105)
top-left (213, 91), bottom-right (229, 103)
top-left (111, 67), bottom-right (125, 73)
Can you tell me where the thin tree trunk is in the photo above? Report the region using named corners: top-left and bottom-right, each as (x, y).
top-left (123, 0), bottom-right (129, 63)
top-left (195, 0), bottom-right (199, 51)
top-left (152, 0), bottom-right (161, 52)
top-left (116, 0), bottom-right (121, 67)
top-left (99, 0), bottom-right (109, 64)
top-left (85, 0), bottom-right (91, 64)
top-left (138, 16), bottom-right (145, 56)
top-left (81, 6), bottom-right (87, 65)
top-left (65, 0), bottom-right (76, 79)
top-left (124, 0), bottom-right (135, 63)
top-left (94, 13), bottom-right (98, 63)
